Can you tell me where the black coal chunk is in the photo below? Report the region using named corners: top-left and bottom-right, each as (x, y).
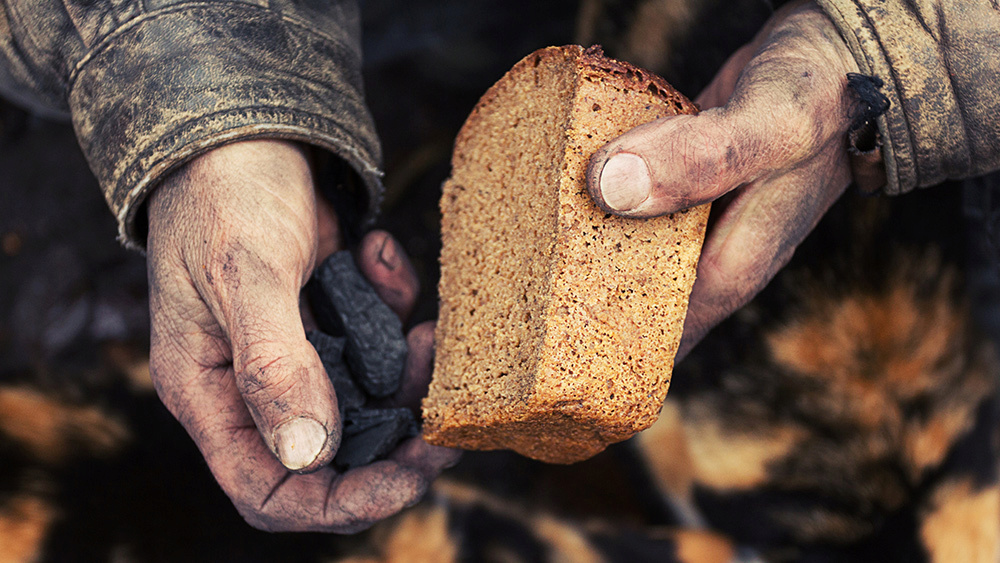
top-left (306, 252), bottom-right (419, 470)
top-left (306, 330), bottom-right (365, 414)
top-left (306, 329), bottom-right (345, 363)
top-left (308, 252), bottom-right (408, 398)
top-left (333, 407), bottom-right (418, 471)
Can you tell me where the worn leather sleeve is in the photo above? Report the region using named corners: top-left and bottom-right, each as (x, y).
top-left (0, 0), bottom-right (382, 248)
top-left (814, 0), bottom-right (1000, 195)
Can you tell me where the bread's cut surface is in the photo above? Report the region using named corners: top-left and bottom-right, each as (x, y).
top-left (423, 45), bottom-right (709, 463)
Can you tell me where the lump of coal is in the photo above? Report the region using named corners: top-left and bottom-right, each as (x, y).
top-left (305, 251), bottom-right (421, 471)
top-left (306, 330), bottom-right (365, 413)
top-left (334, 407), bottom-right (419, 471)
top-left (308, 252), bottom-right (407, 398)
top-left (307, 328), bottom-right (345, 360)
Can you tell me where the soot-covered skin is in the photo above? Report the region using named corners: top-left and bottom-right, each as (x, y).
top-left (308, 251), bottom-right (409, 398)
top-left (306, 251), bottom-right (418, 471)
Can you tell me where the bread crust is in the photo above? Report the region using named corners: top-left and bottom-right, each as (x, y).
top-left (423, 45), bottom-right (709, 463)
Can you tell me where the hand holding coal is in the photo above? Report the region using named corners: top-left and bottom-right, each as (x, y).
top-left (146, 142), bottom-right (454, 532)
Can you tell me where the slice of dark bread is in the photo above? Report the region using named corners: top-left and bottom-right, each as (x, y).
top-left (423, 45), bottom-right (709, 463)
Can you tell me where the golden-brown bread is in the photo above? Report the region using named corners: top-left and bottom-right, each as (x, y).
top-left (422, 45), bottom-right (710, 463)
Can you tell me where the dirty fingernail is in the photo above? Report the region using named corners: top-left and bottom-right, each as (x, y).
top-left (600, 153), bottom-right (651, 212)
top-left (274, 417), bottom-right (327, 470)
top-left (379, 234), bottom-right (401, 271)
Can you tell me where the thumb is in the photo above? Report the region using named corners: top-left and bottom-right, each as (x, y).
top-left (218, 246), bottom-right (341, 473)
top-left (586, 112), bottom-right (742, 217)
top-left (587, 101), bottom-right (814, 218)
top-left (587, 8), bottom-right (856, 218)
top-left (151, 139), bottom-right (341, 474)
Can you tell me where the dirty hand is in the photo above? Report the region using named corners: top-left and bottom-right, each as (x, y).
top-left (146, 140), bottom-right (458, 532)
top-left (588, 1), bottom-right (861, 359)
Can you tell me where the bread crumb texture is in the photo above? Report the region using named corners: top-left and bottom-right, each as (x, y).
top-left (423, 45), bottom-right (709, 463)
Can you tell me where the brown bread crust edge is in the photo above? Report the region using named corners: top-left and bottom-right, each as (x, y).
top-left (424, 45), bottom-right (709, 463)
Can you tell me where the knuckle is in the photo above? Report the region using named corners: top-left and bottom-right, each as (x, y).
top-left (229, 491), bottom-right (278, 531)
top-left (202, 241), bottom-right (241, 290)
top-left (332, 491), bottom-right (384, 522)
top-left (778, 107), bottom-right (824, 156)
top-left (698, 253), bottom-right (766, 311)
top-left (147, 352), bottom-right (196, 423)
top-left (700, 237), bottom-right (792, 320)
top-left (325, 464), bottom-right (423, 528)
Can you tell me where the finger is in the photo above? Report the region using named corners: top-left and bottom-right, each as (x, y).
top-left (383, 321), bottom-right (436, 412)
top-left (217, 243), bottom-right (341, 473)
top-left (587, 7), bottom-right (856, 218)
top-left (389, 437), bottom-right (462, 480)
top-left (376, 320), bottom-right (461, 481)
top-left (587, 100), bottom-right (830, 219)
top-left (675, 155), bottom-right (850, 360)
top-left (320, 460), bottom-right (428, 533)
top-left (587, 111), bottom-right (746, 217)
top-left (357, 230), bottom-right (420, 323)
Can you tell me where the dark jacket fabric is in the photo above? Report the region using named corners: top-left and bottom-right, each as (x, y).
top-left (0, 0), bottom-right (382, 248)
top-left (816, 0), bottom-right (1000, 195)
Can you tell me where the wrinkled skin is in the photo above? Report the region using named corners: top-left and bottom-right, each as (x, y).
top-left (146, 139), bottom-right (458, 532)
top-left (588, 0), bottom-right (860, 359)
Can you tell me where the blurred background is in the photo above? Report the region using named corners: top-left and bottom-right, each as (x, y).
top-left (2, 1), bottom-right (996, 561)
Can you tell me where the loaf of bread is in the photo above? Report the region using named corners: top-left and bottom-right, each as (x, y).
top-left (422, 45), bottom-right (710, 463)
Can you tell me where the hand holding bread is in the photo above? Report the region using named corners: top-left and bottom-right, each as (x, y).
top-left (587, 0), bottom-right (861, 358)
top-left (425, 1), bottom-right (864, 464)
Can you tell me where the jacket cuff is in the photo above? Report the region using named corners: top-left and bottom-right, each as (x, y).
top-left (67, 3), bottom-right (383, 249)
top-left (814, 0), bottom-right (1000, 195)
